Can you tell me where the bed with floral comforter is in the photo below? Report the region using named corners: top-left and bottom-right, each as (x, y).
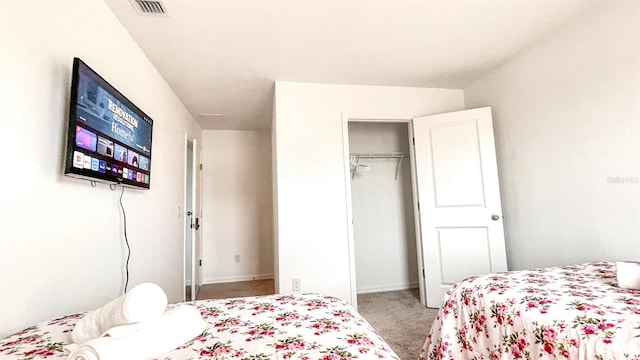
top-left (1, 293), bottom-right (399, 360)
top-left (421, 262), bottom-right (640, 360)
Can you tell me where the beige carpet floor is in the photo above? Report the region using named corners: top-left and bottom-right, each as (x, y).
top-left (195, 279), bottom-right (275, 300)
top-left (357, 289), bottom-right (439, 360)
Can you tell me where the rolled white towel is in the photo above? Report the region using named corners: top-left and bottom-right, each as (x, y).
top-left (71, 283), bottom-right (168, 344)
top-left (102, 323), bottom-right (149, 338)
top-left (616, 261), bottom-right (640, 290)
top-left (67, 305), bottom-right (206, 360)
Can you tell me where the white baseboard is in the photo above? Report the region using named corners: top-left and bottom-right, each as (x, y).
top-left (357, 281), bottom-right (419, 294)
top-left (203, 273), bottom-right (273, 285)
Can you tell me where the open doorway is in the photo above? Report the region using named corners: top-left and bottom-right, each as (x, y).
top-left (345, 108), bottom-right (508, 308)
top-left (346, 120), bottom-right (422, 307)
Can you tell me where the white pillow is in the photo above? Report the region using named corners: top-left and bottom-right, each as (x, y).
top-left (616, 261), bottom-right (640, 290)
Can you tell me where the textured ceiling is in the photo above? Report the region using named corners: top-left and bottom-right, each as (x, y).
top-left (104, 0), bottom-right (600, 130)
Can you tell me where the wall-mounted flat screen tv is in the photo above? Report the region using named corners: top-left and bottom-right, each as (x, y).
top-left (64, 58), bottom-right (153, 189)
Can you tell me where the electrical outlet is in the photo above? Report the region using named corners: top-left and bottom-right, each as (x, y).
top-left (234, 254), bottom-right (240, 263)
top-left (292, 278), bottom-right (301, 291)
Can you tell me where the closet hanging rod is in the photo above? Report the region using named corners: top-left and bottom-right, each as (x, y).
top-left (350, 152), bottom-right (406, 159)
top-left (349, 152), bottom-right (407, 180)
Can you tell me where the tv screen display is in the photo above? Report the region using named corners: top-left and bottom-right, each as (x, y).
top-left (64, 58), bottom-right (153, 189)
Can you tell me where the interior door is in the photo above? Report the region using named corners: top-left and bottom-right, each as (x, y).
top-left (185, 138), bottom-right (201, 301)
top-left (185, 139), bottom-right (195, 301)
top-left (193, 142), bottom-right (202, 297)
top-left (412, 107), bottom-right (507, 308)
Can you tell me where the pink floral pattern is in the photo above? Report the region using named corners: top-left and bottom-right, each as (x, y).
top-left (421, 262), bottom-right (640, 360)
top-left (1, 293), bottom-right (398, 359)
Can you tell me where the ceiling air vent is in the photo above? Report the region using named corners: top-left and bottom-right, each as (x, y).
top-left (131, 0), bottom-right (167, 16)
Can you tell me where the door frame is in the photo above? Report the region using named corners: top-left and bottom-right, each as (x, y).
top-left (341, 112), bottom-right (426, 309)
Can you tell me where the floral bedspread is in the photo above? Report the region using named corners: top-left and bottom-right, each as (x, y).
top-left (1, 293), bottom-right (399, 360)
top-left (421, 262), bottom-right (640, 360)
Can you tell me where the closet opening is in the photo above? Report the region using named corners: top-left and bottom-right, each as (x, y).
top-left (346, 120), bottom-right (422, 307)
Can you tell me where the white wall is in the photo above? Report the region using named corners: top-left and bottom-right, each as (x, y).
top-left (273, 81), bottom-right (464, 302)
top-left (201, 130), bottom-right (274, 283)
top-left (464, 0), bottom-right (640, 270)
top-left (0, 0), bottom-right (201, 337)
top-left (349, 122), bottom-right (418, 293)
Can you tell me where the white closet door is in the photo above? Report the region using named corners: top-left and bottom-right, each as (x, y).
top-left (413, 107), bottom-right (507, 308)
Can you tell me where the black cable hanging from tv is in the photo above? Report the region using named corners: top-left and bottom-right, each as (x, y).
top-left (119, 186), bottom-right (131, 293)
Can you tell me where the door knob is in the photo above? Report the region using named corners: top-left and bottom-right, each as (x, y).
top-left (491, 214), bottom-right (500, 221)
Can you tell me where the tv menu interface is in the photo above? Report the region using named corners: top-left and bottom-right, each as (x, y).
top-left (67, 59), bottom-right (153, 188)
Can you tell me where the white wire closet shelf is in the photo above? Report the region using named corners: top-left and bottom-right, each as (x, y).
top-left (349, 152), bottom-right (407, 180)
